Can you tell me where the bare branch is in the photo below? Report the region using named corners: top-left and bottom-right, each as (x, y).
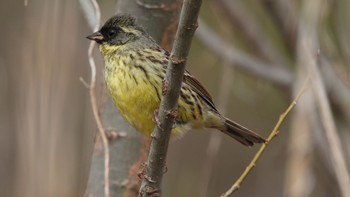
top-left (311, 52), bottom-right (350, 197)
top-left (296, 0), bottom-right (350, 195)
top-left (79, 0), bottom-right (110, 197)
top-left (196, 18), bottom-right (293, 88)
top-left (221, 77), bottom-right (309, 197)
top-left (139, 0), bottom-right (202, 196)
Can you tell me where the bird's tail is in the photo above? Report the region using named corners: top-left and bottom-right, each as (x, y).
top-left (220, 118), bottom-right (266, 147)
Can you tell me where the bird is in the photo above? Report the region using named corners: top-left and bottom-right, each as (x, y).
top-left (86, 14), bottom-right (266, 146)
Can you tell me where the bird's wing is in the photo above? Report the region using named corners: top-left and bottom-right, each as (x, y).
top-left (184, 70), bottom-right (218, 112)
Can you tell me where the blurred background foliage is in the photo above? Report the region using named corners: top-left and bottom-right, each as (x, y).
top-left (0, 0), bottom-right (349, 197)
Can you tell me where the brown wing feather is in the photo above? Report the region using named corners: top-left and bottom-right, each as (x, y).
top-left (184, 70), bottom-right (218, 112)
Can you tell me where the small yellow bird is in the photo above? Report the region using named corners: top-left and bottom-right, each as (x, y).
top-left (87, 14), bottom-right (265, 146)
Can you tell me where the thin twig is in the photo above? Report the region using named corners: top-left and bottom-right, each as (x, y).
top-left (139, 0), bottom-right (202, 196)
top-left (79, 0), bottom-right (110, 197)
top-left (221, 77), bottom-right (309, 197)
top-left (79, 77), bottom-right (91, 88)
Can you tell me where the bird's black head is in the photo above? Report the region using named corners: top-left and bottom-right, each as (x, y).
top-left (87, 14), bottom-right (144, 46)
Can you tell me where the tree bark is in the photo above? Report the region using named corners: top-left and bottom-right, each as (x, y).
top-left (85, 0), bottom-right (181, 196)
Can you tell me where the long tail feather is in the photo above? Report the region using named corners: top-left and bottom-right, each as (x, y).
top-left (220, 118), bottom-right (266, 147)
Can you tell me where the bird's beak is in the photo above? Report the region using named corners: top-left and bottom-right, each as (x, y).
top-left (86, 31), bottom-right (104, 43)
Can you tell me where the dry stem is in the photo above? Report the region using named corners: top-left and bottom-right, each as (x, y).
top-left (221, 77), bottom-right (309, 197)
top-left (80, 0), bottom-right (110, 196)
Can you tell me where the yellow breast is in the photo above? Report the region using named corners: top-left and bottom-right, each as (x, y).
top-left (104, 60), bottom-right (161, 136)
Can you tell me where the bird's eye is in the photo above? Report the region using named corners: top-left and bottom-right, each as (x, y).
top-left (108, 29), bottom-right (117, 37)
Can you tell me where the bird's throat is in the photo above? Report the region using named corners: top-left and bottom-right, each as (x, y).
top-left (99, 44), bottom-right (124, 58)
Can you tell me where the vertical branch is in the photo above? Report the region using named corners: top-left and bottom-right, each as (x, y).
top-left (79, 0), bottom-right (110, 197)
top-left (283, 2), bottom-right (316, 196)
top-left (309, 51), bottom-right (350, 196)
top-left (139, 0), bottom-right (202, 196)
top-left (296, 0), bottom-right (350, 195)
